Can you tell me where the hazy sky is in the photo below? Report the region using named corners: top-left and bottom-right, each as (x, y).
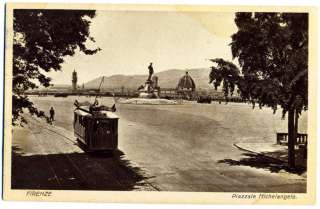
top-left (47, 10), bottom-right (238, 85)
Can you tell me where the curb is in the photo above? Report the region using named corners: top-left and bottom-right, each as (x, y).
top-left (233, 143), bottom-right (287, 163)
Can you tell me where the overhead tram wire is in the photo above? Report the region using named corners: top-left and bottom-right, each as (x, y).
top-left (94, 76), bottom-right (105, 103)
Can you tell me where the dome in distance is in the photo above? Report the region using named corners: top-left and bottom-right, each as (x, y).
top-left (177, 71), bottom-right (196, 91)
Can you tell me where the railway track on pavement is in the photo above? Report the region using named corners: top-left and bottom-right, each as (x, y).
top-left (26, 118), bottom-right (159, 191)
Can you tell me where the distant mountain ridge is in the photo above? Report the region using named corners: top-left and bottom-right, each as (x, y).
top-left (84, 68), bottom-right (214, 90)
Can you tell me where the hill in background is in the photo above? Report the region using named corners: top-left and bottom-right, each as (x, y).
top-left (84, 68), bottom-right (214, 90)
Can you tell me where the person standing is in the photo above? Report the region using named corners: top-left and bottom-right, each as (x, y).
top-left (49, 107), bottom-right (55, 122)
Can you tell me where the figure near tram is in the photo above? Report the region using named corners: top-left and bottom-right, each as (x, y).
top-left (49, 107), bottom-right (55, 122)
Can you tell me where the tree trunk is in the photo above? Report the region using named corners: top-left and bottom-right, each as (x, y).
top-left (295, 109), bottom-right (299, 137)
top-left (288, 109), bottom-right (296, 169)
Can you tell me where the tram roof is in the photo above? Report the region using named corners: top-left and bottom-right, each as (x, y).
top-left (74, 108), bottom-right (119, 119)
top-left (100, 111), bottom-right (119, 119)
top-left (74, 109), bottom-right (90, 116)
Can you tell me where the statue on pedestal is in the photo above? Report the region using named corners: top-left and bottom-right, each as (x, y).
top-left (138, 62), bottom-right (160, 98)
top-left (148, 62), bottom-right (154, 81)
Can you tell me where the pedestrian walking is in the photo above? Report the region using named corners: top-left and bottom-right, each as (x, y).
top-left (49, 107), bottom-right (55, 122)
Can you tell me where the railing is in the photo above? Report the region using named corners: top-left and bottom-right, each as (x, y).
top-left (276, 133), bottom-right (308, 145)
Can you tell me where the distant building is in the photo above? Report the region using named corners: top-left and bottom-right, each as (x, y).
top-left (177, 71), bottom-right (196, 91)
top-left (176, 71), bottom-right (196, 100)
top-left (72, 70), bottom-right (77, 91)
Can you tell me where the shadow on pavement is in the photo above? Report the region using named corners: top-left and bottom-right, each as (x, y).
top-left (12, 147), bottom-right (154, 191)
top-left (218, 152), bottom-right (306, 175)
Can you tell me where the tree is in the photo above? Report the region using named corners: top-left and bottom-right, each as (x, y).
top-left (209, 13), bottom-right (308, 169)
top-left (13, 9), bottom-right (100, 125)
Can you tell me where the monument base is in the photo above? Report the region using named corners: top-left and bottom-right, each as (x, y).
top-left (119, 98), bottom-right (179, 105)
top-left (138, 79), bottom-right (159, 98)
top-left (139, 91), bottom-right (159, 99)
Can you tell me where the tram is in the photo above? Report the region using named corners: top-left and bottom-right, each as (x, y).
top-left (73, 102), bottom-right (119, 152)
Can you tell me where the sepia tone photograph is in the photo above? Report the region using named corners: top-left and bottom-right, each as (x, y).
top-left (2, 3), bottom-right (316, 204)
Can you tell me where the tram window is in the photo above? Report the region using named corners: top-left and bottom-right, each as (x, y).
top-left (79, 116), bottom-right (83, 125)
top-left (93, 120), bottom-right (98, 131)
top-left (74, 113), bottom-right (77, 124)
top-left (82, 117), bottom-right (86, 126)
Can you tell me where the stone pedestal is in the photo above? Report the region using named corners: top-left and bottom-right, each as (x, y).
top-left (138, 76), bottom-right (160, 98)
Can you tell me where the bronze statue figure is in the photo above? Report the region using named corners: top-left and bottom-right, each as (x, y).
top-left (148, 62), bottom-right (154, 81)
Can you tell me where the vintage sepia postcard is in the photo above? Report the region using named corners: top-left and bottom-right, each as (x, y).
top-left (2, 3), bottom-right (317, 204)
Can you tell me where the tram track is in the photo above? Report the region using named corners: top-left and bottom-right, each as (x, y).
top-left (26, 118), bottom-right (159, 191)
top-left (27, 119), bottom-right (90, 189)
top-left (29, 120), bottom-right (127, 189)
top-left (32, 133), bottom-right (63, 189)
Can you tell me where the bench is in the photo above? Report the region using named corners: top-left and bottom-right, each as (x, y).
top-left (276, 132), bottom-right (308, 145)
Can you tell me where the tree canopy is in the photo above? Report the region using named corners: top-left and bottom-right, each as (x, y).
top-left (210, 13), bottom-right (308, 117)
top-left (13, 9), bottom-right (100, 125)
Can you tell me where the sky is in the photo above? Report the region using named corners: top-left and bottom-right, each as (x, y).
top-left (47, 10), bottom-right (238, 85)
